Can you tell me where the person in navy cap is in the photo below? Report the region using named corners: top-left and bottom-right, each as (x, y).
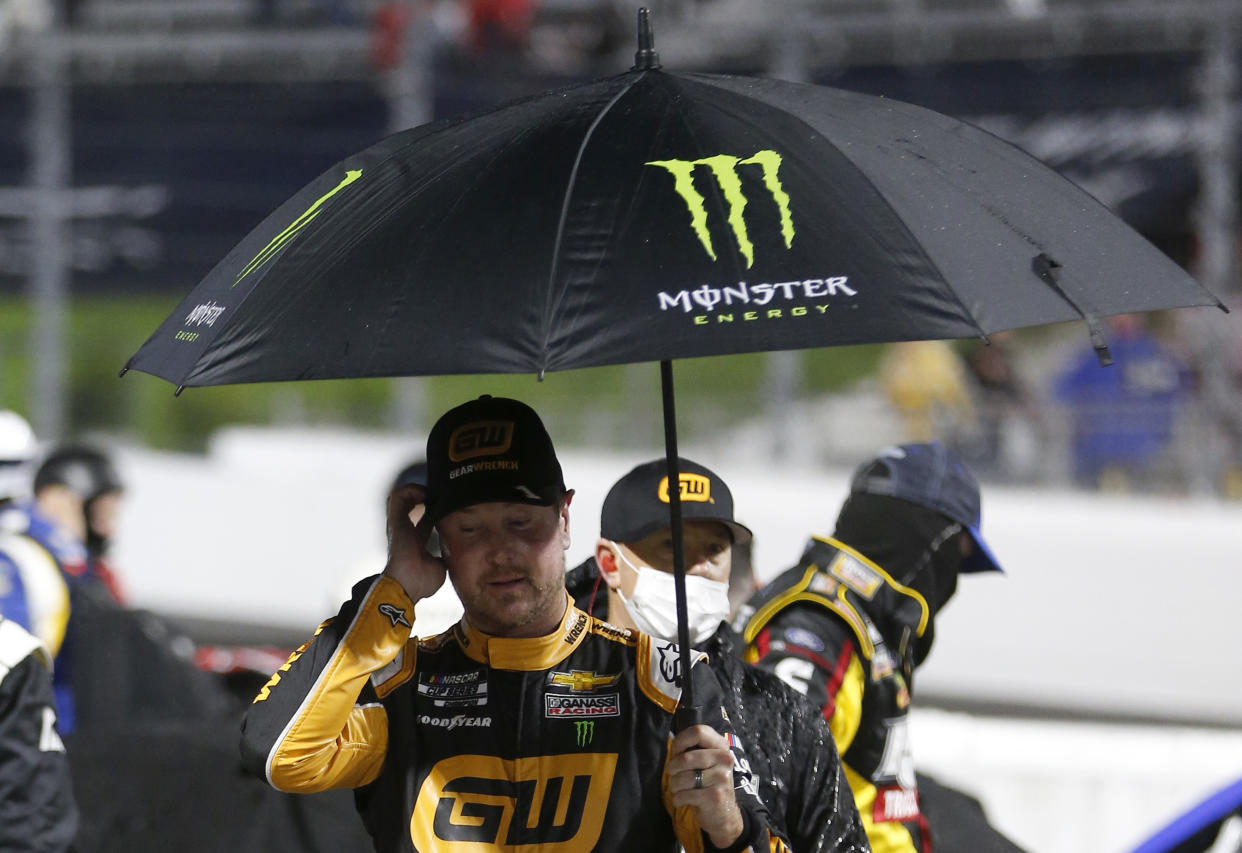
top-left (737, 442), bottom-right (1009, 853)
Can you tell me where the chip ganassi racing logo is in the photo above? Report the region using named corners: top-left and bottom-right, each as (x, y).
top-left (545, 693), bottom-right (620, 719)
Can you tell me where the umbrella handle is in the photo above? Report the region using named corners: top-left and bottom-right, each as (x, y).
top-left (674, 702), bottom-right (705, 732)
top-left (660, 359), bottom-right (698, 728)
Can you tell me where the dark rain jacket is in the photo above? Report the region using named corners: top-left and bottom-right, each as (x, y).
top-left (0, 617), bottom-right (78, 853)
top-left (566, 557), bottom-right (870, 853)
top-left (739, 537), bottom-right (930, 853)
top-left (240, 575), bottom-right (790, 853)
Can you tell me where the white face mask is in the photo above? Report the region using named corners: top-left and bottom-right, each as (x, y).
top-left (609, 543), bottom-right (731, 645)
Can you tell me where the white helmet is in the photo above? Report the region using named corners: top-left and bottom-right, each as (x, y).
top-left (0, 410), bottom-right (37, 501)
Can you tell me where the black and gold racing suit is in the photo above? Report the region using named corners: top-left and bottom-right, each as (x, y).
top-left (739, 537), bottom-right (932, 853)
top-left (241, 575), bottom-right (789, 853)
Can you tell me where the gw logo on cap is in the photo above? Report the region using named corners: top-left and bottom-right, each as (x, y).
top-left (449, 420), bottom-right (514, 462)
top-left (658, 473), bottom-right (713, 504)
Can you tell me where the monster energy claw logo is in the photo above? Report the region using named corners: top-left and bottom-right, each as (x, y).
top-left (575, 720), bottom-right (595, 747)
top-left (234, 169), bottom-right (363, 285)
top-left (646, 150), bottom-right (794, 269)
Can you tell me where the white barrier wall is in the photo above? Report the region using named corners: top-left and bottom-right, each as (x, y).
top-left (911, 709), bottom-right (1242, 853)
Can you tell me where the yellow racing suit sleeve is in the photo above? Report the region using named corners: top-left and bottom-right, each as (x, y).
top-left (239, 575), bottom-right (415, 793)
top-left (828, 649), bottom-right (866, 755)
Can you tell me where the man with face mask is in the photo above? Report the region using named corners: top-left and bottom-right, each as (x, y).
top-left (565, 457), bottom-right (869, 853)
top-left (736, 443), bottom-right (1005, 853)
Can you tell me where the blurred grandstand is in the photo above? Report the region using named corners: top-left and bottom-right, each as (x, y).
top-left (0, 0), bottom-right (1239, 495)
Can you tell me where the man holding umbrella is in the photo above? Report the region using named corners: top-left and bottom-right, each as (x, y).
top-left (566, 456), bottom-right (870, 852)
top-left (241, 395), bottom-right (789, 853)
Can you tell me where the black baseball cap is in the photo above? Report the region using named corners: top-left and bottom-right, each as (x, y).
top-left (849, 442), bottom-right (1002, 574)
top-left (425, 396), bottom-right (566, 523)
top-left (600, 457), bottom-right (752, 545)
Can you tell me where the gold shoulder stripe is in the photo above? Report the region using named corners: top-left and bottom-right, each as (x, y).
top-left (812, 536), bottom-right (930, 635)
top-left (742, 562), bottom-right (877, 659)
top-left (371, 639), bottom-right (418, 699)
top-left (742, 565), bottom-right (823, 644)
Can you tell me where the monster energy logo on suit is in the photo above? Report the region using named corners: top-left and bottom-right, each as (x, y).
top-left (645, 150), bottom-right (794, 269)
top-left (575, 720), bottom-right (594, 747)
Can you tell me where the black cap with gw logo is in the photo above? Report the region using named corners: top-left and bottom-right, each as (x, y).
top-left (600, 457), bottom-right (752, 545)
top-left (425, 395), bottom-right (566, 523)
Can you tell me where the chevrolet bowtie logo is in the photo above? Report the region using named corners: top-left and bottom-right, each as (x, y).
top-left (550, 671), bottom-right (620, 692)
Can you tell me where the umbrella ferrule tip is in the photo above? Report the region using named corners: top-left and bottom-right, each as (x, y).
top-left (633, 7), bottom-right (661, 71)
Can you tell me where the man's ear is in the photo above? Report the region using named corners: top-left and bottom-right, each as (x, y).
top-left (594, 539), bottom-right (622, 591)
top-left (558, 489), bottom-right (575, 549)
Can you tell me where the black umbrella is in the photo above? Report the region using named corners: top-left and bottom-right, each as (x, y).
top-left (123, 9), bottom-right (1226, 720)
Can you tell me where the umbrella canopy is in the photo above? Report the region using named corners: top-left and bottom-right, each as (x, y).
top-left (122, 9), bottom-right (1226, 719)
top-left (124, 19), bottom-right (1222, 389)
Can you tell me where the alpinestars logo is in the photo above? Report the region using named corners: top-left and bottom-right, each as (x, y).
top-left (378, 603), bottom-right (411, 628)
top-left (646, 150), bottom-right (794, 269)
top-left (656, 642), bottom-right (682, 688)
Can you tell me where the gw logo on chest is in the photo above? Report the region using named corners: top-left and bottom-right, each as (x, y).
top-left (412, 754), bottom-right (617, 850)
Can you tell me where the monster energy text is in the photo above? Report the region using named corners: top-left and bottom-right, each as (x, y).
top-left (658, 277), bottom-right (856, 315)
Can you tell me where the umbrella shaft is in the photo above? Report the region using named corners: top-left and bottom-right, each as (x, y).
top-left (660, 360), bottom-right (697, 721)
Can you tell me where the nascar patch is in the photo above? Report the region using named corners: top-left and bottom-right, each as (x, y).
top-left (418, 670), bottom-right (488, 708)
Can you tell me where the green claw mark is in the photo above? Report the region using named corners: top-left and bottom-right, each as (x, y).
top-left (645, 150), bottom-right (794, 269)
top-left (234, 169), bottom-right (363, 285)
top-left (645, 157), bottom-right (718, 262)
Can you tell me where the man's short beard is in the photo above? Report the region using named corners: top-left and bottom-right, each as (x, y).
top-left (452, 552), bottom-right (567, 635)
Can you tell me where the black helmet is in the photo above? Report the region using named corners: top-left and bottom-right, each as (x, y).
top-left (35, 446), bottom-right (123, 558)
top-left (34, 446), bottom-right (123, 503)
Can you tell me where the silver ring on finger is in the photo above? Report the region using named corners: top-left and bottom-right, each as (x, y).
top-left (694, 769), bottom-right (704, 790)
